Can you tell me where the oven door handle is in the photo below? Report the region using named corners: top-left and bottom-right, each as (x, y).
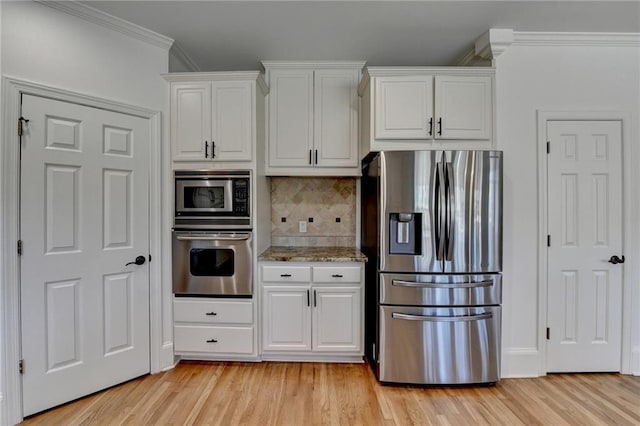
top-left (176, 234), bottom-right (251, 241)
top-left (391, 312), bottom-right (493, 322)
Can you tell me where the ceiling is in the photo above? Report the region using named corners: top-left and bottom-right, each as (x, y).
top-left (83, 1), bottom-right (640, 71)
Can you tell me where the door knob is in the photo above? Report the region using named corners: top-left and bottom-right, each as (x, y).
top-left (126, 256), bottom-right (146, 266)
top-left (608, 255), bottom-right (625, 265)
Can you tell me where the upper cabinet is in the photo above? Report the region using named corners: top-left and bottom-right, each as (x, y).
top-left (262, 61), bottom-right (365, 176)
top-left (165, 72), bottom-right (268, 163)
top-left (360, 67), bottom-right (494, 154)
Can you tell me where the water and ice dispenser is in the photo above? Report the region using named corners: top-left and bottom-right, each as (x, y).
top-left (389, 213), bottom-right (422, 255)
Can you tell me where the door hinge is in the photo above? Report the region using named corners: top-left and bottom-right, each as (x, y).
top-left (17, 240), bottom-right (23, 256)
top-left (18, 116), bottom-right (30, 137)
top-left (547, 235), bottom-right (551, 247)
top-left (19, 359), bottom-right (24, 374)
top-left (546, 141), bottom-right (550, 154)
top-left (546, 328), bottom-right (550, 340)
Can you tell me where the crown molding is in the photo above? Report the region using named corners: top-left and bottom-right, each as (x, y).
top-left (36, 1), bottom-right (174, 50)
top-left (170, 43), bottom-right (201, 72)
top-left (456, 28), bottom-right (513, 66)
top-left (513, 32), bottom-right (640, 47)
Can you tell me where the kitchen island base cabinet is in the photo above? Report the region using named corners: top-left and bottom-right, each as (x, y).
top-left (260, 262), bottom-right (364, 360)
top-left (173, 297), bottom-right (258, 360)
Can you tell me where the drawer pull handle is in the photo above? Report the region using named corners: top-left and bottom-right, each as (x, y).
top-left (280, 273), bottom-right (292, 277)
top-left (206, 339), bottom-right (218, 343)
top-left (392, 279), bottom-right (492, 288)
top-left (331, 274), bottom-right (343, 278)
top-left (205, 312), bottom-right (217, 316)
top-left (392, 312), bottom-right (493, 322)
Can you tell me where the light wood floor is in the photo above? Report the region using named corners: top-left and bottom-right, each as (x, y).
top-left (23, 361), bottom-right (640, 425)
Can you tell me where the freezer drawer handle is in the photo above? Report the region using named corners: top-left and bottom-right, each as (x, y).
top-left (391, 312), bottom-right (493, 322)
top-left (176, 234), bottom-right (250, 241)
top-left (391, 279), bottom-right (493, 288)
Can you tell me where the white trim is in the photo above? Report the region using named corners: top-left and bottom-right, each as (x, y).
top-left (501, 348), bottom-right (541, 378)
top-left (169, 43), bottom-right (202, 73)
top-left (1, 77), bottom-right (165, 424)
top-left (35, 1), bottom-right (174, 50)
top-left (474, 29), bottom-right (514, 62)
top-left (536, 110), bottom-right (635, 377)
top-left (514, 32), bottom-right (640, 47)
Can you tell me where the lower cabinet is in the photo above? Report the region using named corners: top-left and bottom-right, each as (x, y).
top-left (260, 262), bottom-right (363, 359)
top-left (173, 297), bottom-right (256, 359)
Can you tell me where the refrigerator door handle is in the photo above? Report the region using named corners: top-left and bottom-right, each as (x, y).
top-left (391, 279), bottom-right (493, 288)
top-left (435, 161), bottom-right (446, 260)
top-left (444, 161), bottom-right (455, 261)
top-left (392, 312), bottom-right (493, 322)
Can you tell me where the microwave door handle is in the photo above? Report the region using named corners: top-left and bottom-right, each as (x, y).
top-left (176, 234), bottom-right (251, 241)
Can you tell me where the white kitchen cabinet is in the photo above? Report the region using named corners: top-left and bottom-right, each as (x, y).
top-left (173, 297), bottom-right (257, 359)
top-left (166, 72), bottom-right (267, 163)
top-left (263, 62), bottom-right (364, 176)
top-left (262, 286), bottom-right (311, 351)
top-left (312, 287), bottom-right (361, 352)
top-left (359, 67), bottom-right (495, 154)
top-left (260, 262), bottom-right (364, 359)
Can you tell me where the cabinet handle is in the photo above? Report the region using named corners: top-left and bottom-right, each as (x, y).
top-left (206, 338), bottom-right (218, 343)
top-left (309, 149), bottom-right (312, 165)
top-left (205, 141), bottom-right (209, 158)
top-left (307, 289), bottom-right (310, 307)
top-left (437, 118), bottom-right (442, 136)
top-left (205, 311), bottom-right (217, 316)
top-left (331, 274), bottom-right (343, 278)
top-left (280, 273), bottom-right (292, 277)
top-left (428, 118), bottom-right (433, 136)
top-left (314, 289), bottom-right (317, 307)
top-left (212, 140), bottom-right (216, 159)
top-left (315, 149), bottom-right (318, 165)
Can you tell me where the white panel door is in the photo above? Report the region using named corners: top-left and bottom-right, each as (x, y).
top-left (211, 81), bottom-right (252, 161)
top-left (314, 69), bottom-right (359, 168)
top-left (434, 75), bottom-right (492, 140)
top-left (374, 75), bottom-right (433, 140)
top-left (312, 287), bottom-right (361, 352)
top-left (546, 120), bottom-right (623, 372)
top-left (20, 95), bottom-right (150, 415)
top-left (262, 286), bottom-right (311, 351)
top-left (268, 69), bottom-right (314, 167)
top-left (171, 82), bottom-right (211, 161)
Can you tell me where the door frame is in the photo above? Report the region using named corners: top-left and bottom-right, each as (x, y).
top-left (536, 110), bottom-right (635, 376)
top-left (1, 77), bottom-right (164, 423)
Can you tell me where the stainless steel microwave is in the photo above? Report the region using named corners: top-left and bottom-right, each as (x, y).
top-left (174, 170), bottom-right (251, 229)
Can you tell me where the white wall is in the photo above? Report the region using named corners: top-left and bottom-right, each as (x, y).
top-left (1, 2), bottom-right (172, 423)
top-left (496, 41), bottom-right (640, 376)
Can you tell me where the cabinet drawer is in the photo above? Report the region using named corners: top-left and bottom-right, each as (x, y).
top-left (313, 266), bottom-right (361, 283)
top-left (174, 325), bottom-right (254, 354)
top-left (174, 299), bottom-right (253, 324)
top-left (262, 265), bottom-right (311, 283)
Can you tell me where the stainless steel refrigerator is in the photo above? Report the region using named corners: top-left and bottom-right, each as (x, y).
top-left (361, 150), bottom-right (502, 385)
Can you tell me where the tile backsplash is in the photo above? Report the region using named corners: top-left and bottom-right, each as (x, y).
top-left (271, 177), bottom-right (356, 247)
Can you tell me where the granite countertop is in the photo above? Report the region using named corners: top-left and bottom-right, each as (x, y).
top-left (258, 246), bottom-right (368, 263)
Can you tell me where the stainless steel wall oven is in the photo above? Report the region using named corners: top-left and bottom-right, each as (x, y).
top-left (173, 170), bottom-right (253, 297)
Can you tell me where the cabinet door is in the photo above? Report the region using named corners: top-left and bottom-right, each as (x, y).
top-left (262, 286), bottom-right (311, 351)
top-left (268, 69), bottom-right (314, 167)
top-left (314, 69), bottom-right (359, 167)
top-left (211, 81), bottom-right (253, 161)
top-left (434, 75), bottom-right (492, 140)
top-left (374, 76), bottom-right (433, 140)
top-left (171, 82), bottom-right (211, 161)
top-left (312, 287), bottom-right (362, 352)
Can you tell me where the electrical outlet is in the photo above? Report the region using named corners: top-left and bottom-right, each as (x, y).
top-left (298, 220), bottom-right (307, 233)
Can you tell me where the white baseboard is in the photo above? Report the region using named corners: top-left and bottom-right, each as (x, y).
top-left (631, 346), bottom-right (640, 376)
top-left (159, 342), bottom-right (175, 372)
top-left (501, 348), bottom-right (542, 378)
